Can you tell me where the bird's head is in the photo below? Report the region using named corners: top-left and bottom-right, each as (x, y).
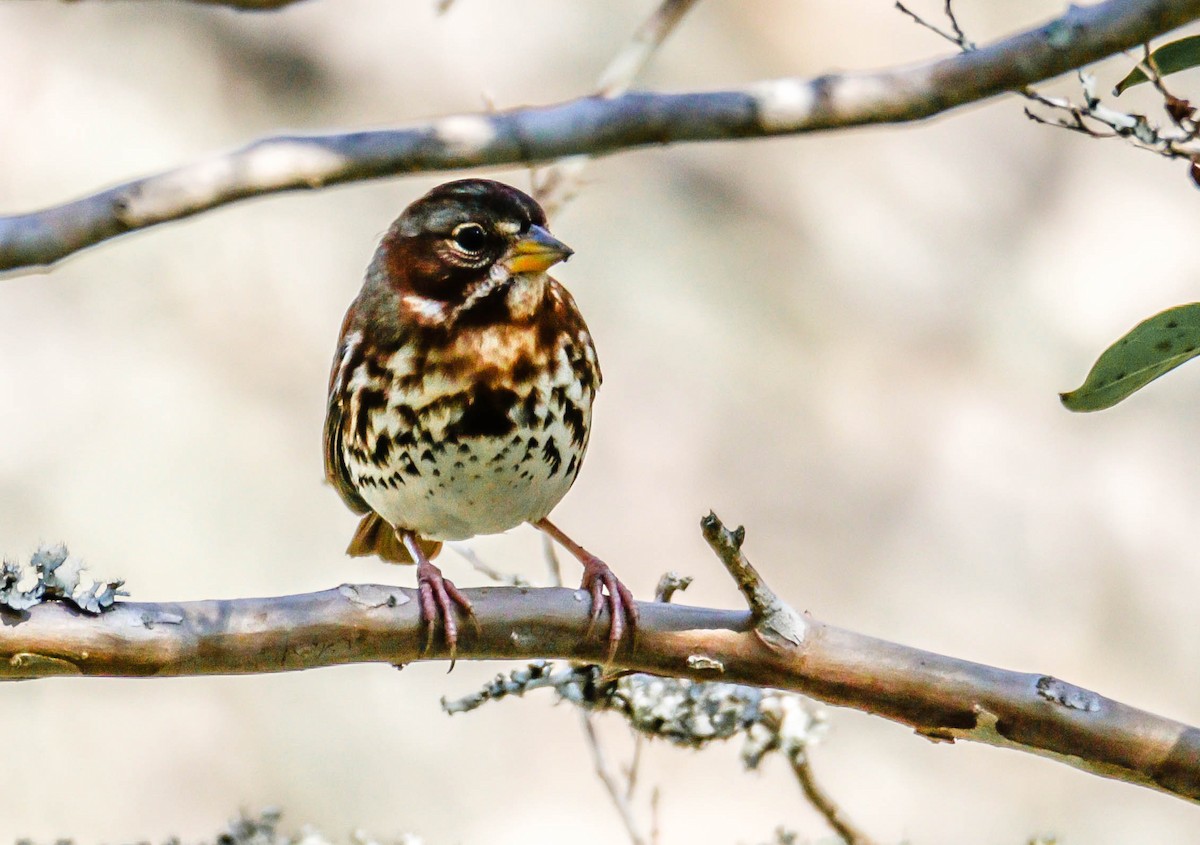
top-left (373, 179), bottom-right (573, 327)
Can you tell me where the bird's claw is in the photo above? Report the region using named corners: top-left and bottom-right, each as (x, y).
top-left (416, 560), bottom-right (475, 669)
top-left (580, 557), bottom-right (638, 662)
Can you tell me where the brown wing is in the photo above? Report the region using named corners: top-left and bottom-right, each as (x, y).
top-left (550, 279), bottom-right (602, 391)
top-left (324, 318), bottom-right (371, 516)
top-left (325, 312), bottom-right (442, 564)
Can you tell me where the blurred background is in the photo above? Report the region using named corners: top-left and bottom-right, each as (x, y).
top-left (1, 1), bottom-right (1199, 841)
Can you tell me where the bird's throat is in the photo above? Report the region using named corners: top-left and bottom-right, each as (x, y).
top-left (452, 270), bottom-right (547, 327)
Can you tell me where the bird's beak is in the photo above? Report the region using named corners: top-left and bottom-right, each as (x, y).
top-left (502, 225), bottom-right (573, 274)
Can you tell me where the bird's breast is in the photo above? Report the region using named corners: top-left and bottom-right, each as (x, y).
top-left (339, 316), bottom-right (598, 540)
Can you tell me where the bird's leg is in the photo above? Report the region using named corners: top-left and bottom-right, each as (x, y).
top-left (533, 518), bottom-right (637, 659)
top-left (401, 531), bottom-right (475, 664)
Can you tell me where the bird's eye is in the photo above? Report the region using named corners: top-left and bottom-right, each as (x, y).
top-left (451, 223), bottom-right (487, 253)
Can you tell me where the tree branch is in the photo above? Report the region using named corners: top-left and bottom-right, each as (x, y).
top-left (1, 540), bottom-right (1197, 804)
top-left (76, 0), bottom-right (312, 7)
top-left (3, 0), bottom-right (1198, 273)
top-left (532, 0), bottom-right (701, 216)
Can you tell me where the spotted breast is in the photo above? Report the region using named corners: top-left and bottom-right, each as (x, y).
top-left (334, 281), bottom-right (599, 542)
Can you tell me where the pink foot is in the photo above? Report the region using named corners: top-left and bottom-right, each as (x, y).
top-left (579, 556), bottom-right (638, 659)
top-left (416, 559), bottom-right (474, 660)
top-left (533, 518), bottom-right (637, 660)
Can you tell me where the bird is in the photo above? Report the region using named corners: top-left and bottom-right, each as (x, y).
top-left (324, 178), bottom-right (636, 658)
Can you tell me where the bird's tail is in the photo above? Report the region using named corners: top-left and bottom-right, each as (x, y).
top-left (346, 513), bottom-right (442, 564)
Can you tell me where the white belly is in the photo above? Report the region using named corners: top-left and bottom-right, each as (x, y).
top-left (350, 412), bottom-right (585, 541)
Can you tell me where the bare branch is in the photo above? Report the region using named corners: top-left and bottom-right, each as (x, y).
top-left (894, 1), bottom-right (975, 51)
top-left (2, 527), bottom-right (1199, 803)
top-left (57, 0), bottom-right (312, 6)
top-left (149, 0), bottom-right (309, 8)
top-left (4, 0), bottom-right (1199, 274)
top-left (533, 0), bottom-right (701, 215)
top-left (700, 512), bottom-right (805, 649)
top-left (899, 0), bottom-right (1200, 164)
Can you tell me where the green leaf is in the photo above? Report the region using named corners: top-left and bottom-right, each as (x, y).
top-left (1061, 303), bottom-right (1200, 412)
top-left (1114, 36), bottom-right (1200, 95)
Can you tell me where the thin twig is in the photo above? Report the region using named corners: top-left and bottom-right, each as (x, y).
top-left (1023, 63), bottom-right (1194, 156)
top-left (581, 713), bottom-right (650, 845)
top-left (1135, 45), bottom-right (1200, 137)
top-left (542, 533), bottom-right (564, 588)
top-left (1140, 42), bottom-right (1175, 101)
top-left (942, 0), bottom-right (974, 48)
top-left (897, 1), bottom-right (1199, 162)
top-left (445, 543), bottom-right (530, 588)
top-left (699, 512), bottom-right (805, 649)
top-left (533, 0), bottom-right (701, 216)
top-left (790, 752), bottom-right (878, 845)
top-left (894, 1), bottom-right (973, 50)
top-left (624, 733), bottom-right (644, 800)
top-left (894, 0), bottom-right (1182, 151)
top-left (649, 787), bottom-right (661, 845)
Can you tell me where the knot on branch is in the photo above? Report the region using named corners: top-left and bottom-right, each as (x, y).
top-left (1036, 675), bottom-right (1102, 713)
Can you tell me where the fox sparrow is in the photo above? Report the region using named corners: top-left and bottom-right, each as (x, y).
top-left (324, 178), bottom-right (636, 657)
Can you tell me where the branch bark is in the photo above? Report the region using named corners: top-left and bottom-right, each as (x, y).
top-left (532, 0), bottom-right (701, 216)
top-left (3, 0), bottom-right (1198, 273)
top-left (1, 576), bottom-right (1197, 803)
top-left (111, 0), bottom-right (310, 7)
